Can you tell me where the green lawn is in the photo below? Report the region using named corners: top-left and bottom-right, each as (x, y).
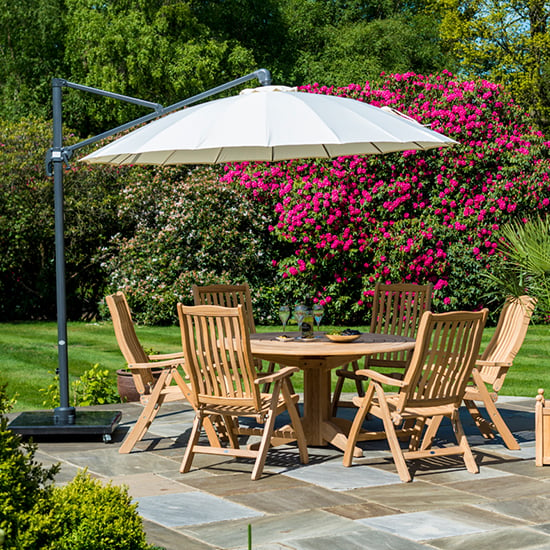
top-left (1, 320), bottom-right (549, 412)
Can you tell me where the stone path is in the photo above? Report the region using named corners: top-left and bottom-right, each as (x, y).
top-left (14, 396), bottom-right (550, 550)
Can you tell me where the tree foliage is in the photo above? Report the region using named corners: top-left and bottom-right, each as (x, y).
top-left (435, 0), bottom-right (550, 131)
top-left (0, 0), bottom-right (65, 121)
top-left (0, 0), bottom-right (452, 135)
top-left (0, 118), bottom-right (135, 320)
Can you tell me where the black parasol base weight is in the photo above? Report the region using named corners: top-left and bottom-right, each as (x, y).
top-left (7, 409), bottom-right (122, 443)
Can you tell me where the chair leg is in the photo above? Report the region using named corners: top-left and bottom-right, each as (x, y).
top-left (119, 369), bottom-right (171, 454)
top-left (251, 385), bottom-right (281, 481)
top-left (181, 412), bottom-right (203, 473)
top-left (282, 379), bottom-right (309, 464)
top-left (222, 415), bottom-right (240, 449)
top-left (420, 416), bottom-right (443, 451)
top-left (332, 360), bottom-right (366, 417)
top-left (203, 416), bottom-right (224, 446)
top-left (451, 409), bottom-right (479, 474)
top-left (343, 382), bottom-right (375, 467)
top-left (352, 360), bottom-right (366, 398)
top-left (375, 384), bottom-right (411, 482)
top-left (481, 396), bottom-right (520, 450)
top-left (331, 369), bottom-right (346, 417)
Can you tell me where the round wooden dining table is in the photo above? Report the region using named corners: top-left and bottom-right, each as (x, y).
top-left (249, 332), bottom-right (415, 457)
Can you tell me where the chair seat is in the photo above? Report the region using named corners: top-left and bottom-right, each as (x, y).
top-left (201, 392), bottom-right (299, 417)
top-left (353, 394), bottom-right (457, 419)
top-left (463, 387), bottom-right (498, 403)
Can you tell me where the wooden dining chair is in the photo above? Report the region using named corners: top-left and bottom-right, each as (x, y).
top-left (344, 309), bottom-right (488, 482)
top-left (192, 283), bottom-right (256, 332)
top-left (192, 283), bottom-right (279, 391)
top-left (106, 292), bottom-right (220, 453)
top-left (177, 303), bottom-right (308, 480)
top-left (464, 295), bottom-right (536, 450)
top-left (332, 282), bottom-right (433, 416)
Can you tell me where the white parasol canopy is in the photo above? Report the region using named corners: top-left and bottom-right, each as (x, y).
top-left (82, 85), bottom-right (457, 165)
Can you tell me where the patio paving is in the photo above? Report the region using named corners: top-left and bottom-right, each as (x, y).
top-left (9, 395), bottom-right (550, 550)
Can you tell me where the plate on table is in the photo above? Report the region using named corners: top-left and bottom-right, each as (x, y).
top-left (326, 333), bottom-right (360, 343)
top-left (276, 335), bottom-right (295, 342)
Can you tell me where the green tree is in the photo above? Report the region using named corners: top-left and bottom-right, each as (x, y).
top-left (436, 0), bottom-right (550, 131)
top-left (0, 117), bottom-right (134, 320)
top-left (191, 0), bottom-right (455, 88)
top-left (0, 0), bottom-right (65, 121)
top-left (63, 0), bottom-right (257, 135)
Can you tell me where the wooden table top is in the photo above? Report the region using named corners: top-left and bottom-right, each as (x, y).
top-left (250, 332), bottom-right (415, 359)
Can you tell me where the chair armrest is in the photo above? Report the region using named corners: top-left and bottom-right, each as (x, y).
top-left (475, 359), bottom-right (512, 368)
top-left (254, 366), bottom-right (299, 384)
top-left (128, 357), bottom-right (185, 370)
top-left (149, 351), bottom-right (185, 361)
top-left (355, 369), bottom-right (407, 388)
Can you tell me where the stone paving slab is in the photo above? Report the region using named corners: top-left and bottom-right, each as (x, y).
top-left (428, 526), bottom-right (550, 550)
top-left (136, 491), bottom-right (264, 528)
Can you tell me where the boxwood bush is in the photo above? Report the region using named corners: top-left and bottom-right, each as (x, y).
top-left (0, 383), bottom-right (157, 550)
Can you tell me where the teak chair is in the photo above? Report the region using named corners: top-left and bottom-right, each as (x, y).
top-left (344, 309), bottom-right (488, 482)
top-left (192, 283), bottom-right (279, 390)
top-left (106, 292), bottom-right (219, 454)
top-left (332, 282), bottom-right (432, 415)
top-left (192, 283), bottom-right (256, 332)
top-left (464, 295), bottom-right (536, 450)
top-left (177, 303), bottom-right (308, 480)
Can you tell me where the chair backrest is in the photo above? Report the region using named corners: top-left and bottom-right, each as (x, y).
top-left (478, 295), bottom-right (536, 389)
top-left (396, 309), bottom-right (488, 412)
top-left (192, 283), bottom-right (256, 334)
top-left (106, 292), bottom-right (155, 394)
top-left (368, 282), bottom-right (433, 368)
top-left (178, 303), bottom-right (261, 410)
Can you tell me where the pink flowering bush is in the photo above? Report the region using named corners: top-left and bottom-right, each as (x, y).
top-left (222, 71), bottom-right (550, 323)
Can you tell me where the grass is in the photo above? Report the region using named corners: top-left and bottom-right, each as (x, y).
top-left (1, 320), bottom-right (549, 412)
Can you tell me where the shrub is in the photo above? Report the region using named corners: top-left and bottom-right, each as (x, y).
top-left (19, 472), bottom-right (155, 550)
top-left (0, 382), bottom-right (59, 547)
top-left (0, 117), bottom-right (135, 321)
top-left (0, 381), bottom-right (155, 549)
top-left (101, 165), bottom-right (289, 324)
top-left (41, 364), bottom-right (120, 408)
top-left (222, 72), bottom-right (550, 323)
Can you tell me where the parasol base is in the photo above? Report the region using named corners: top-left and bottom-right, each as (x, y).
top-left (7, 410), bottom-right (122, 443)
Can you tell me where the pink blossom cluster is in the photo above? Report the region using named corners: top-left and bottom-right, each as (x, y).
top-left (221, 72), bottom-right (550, 321)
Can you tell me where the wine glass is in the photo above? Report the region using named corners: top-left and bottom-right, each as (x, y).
top-left (313, 303), bottom-right (324, 335)
top-left (294, 304), bottom-right (307, 333)
top-left (279, 305), bottom-right (290, 334)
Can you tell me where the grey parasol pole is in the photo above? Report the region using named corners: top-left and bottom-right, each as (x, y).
top-left (9, 68), bottom-right (271, 437)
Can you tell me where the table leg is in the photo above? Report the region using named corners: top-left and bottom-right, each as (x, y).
top-left (301, 365), bottom-right (363, 457)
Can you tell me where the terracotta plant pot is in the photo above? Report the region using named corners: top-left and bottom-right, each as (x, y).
top-left (116, 368), bottom-right (163, 402)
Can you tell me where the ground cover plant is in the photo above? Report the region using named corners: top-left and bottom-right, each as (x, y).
top-left (2, 320), bottom-right (547, 412)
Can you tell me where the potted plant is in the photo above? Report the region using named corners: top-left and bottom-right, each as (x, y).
top-left (116, 366), bottom-right (163, 402)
